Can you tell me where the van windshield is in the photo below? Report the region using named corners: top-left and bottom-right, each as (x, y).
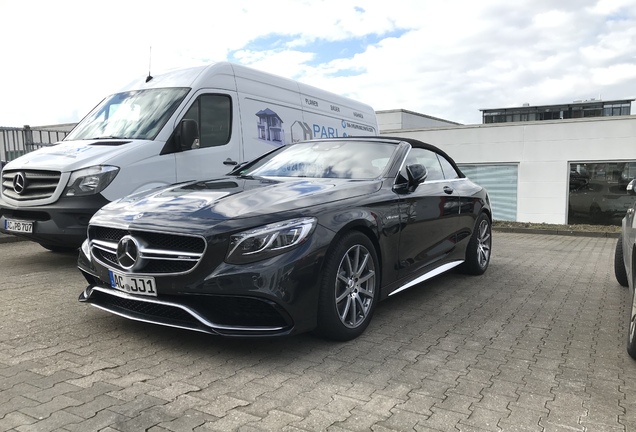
top-left (65, 88), bottom-right (190, 141)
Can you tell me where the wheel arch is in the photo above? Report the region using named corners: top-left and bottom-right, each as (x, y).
top-left (321, 222), bottom-right (383, 291)
top-left (479, 207), bottom-right (492, 223)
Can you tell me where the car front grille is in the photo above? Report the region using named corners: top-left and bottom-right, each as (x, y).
top-left (1, 169), bottom-right (61, 201)
top-left (89, 225), bottom-right (207, 275)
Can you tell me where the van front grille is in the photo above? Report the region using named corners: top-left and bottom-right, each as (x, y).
top-left (2, 170), bottom-right (61, 201)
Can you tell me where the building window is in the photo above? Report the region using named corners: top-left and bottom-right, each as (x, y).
top-left (458, 164), bottom-right (518, 221)
top-left (568, 161), bottom-right (636, 225)
top-left (482, 100), bottom-right (632, 124)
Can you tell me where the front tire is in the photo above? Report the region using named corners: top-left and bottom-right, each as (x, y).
top-left (314, 232), bottom-right (379, 341)
top-left (459, 213), bottom-right (492, 275)
top-left (614, 236), bottom-right (629, 287)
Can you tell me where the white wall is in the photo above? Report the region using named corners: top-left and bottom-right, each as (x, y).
top-left (380, 115), bottom-right (636, 224)
top-left (376, 109), bottom-right (459, 131)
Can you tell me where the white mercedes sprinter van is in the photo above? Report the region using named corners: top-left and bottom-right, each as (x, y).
top-left (0, 62), bottom-right (378, 251)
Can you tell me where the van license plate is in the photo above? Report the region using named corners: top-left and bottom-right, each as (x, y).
top-left (109, 270), bottom-right (157, 297)
top-left (5, 219), bottom-right (33, 233)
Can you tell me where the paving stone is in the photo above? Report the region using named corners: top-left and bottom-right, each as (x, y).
top-left (64, 394), bottom-right (123, 419)
top-left (18, 395), bottom-right (83, 420)
top-left (156, 409), bottom-right (212, 432)
top-left (1, 234), bottom-right (634, 432)
top-left (461, 407), bottom-right (508, 431)
top-left (107, 394), bottom-right (167, 418)
top-left (26, 382), bottom-right (83, 403)
top-left (418, 406), bottom-right (469, 431)
top-left (0, 412), bottom-right (38, 431)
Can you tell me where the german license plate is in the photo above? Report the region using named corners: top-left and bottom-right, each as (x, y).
top-left (108, 270), bottom-right (157, 297)
top-left (5, 219), bottom-right (33, 233)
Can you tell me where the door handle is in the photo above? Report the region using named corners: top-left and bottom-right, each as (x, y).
top-left (443, 186), bottom-right (454, 195)
top-left (223, 158), bottom-right (238, 166)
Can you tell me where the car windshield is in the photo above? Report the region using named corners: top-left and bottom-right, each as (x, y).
top-left (243, 140), bottom-right (398, 179)
top-left (65, 88), bottom-right (190, 141)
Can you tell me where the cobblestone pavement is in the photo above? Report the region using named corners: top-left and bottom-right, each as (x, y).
top-left (0, 233), bottom-right (634, 431)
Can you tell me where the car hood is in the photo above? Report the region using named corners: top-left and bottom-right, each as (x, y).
top-left (91, 176), bottom-right (382, 231)
top-left (3, 139), bottom-right (142, 172)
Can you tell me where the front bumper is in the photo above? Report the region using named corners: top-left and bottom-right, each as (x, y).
top-left (77, 226), bottom-right (332, 336)
top-left (0, 194), bottom-right (109, 248)
top-left (78, 285), bottom-right (294, 336)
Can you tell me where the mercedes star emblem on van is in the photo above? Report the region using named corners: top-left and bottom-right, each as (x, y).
top-left (13, 172), bottom-right (27, 194)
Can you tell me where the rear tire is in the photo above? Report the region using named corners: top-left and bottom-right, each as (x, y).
top-left (314, 232), bottom-right (379, 341)
top-left (459, 213), bottom-right (491, 275)
top-left (614, 236), bottom-right (629, 287)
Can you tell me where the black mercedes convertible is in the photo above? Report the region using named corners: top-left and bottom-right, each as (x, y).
top-left (78, 136), bottom-right (492, 340)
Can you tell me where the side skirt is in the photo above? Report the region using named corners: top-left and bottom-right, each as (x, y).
top-left (388, 260), bottom-right (464, 297)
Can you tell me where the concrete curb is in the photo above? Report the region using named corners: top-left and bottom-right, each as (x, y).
top-left (493, 227), bottom-right (620, 238)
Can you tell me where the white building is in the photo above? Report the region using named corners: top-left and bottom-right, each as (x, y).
top-left (378, 110), bottom-right (636, 225)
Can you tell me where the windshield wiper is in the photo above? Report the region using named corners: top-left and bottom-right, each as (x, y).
top-left (89, 136), bottom-right (128, 140)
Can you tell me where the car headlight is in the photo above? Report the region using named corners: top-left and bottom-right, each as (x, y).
top-left (226, 217), bottom-right (317, 264)
top-left (64, 165), bottom-right (119, 197)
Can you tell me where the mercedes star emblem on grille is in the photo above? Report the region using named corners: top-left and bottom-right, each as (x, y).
top-left (13, 172), bottom-right (27, 194)
top-left (116, 235), bottom-right (142, 270)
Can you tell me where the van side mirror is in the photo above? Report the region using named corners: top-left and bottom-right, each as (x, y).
top-left (179, 119), bottom-right (200, 151)
top-left (627, 179), bottom-right (636, 195)
top-left (406, 164), bottom-right (427, 191)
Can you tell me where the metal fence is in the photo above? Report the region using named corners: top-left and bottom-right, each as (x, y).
top-left (0, 126), bottom-right (69, 163)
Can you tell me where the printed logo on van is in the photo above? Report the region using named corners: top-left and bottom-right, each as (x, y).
top-left (290, 120), bottom-right (376, 142)
top-left (256, 108), bottom-right (285, 146)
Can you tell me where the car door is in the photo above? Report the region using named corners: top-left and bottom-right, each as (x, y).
top-left (175, 91), bottom-right (241, 183)
top-left (396, 148), bottom-right (460, 277)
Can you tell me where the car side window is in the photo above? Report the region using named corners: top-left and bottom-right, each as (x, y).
top-left (183, 95), bottom-right (232, 148)
top-left (438, 154), bottom-right (460, 179)
top-left (402, 148), bottom-right (444, 181)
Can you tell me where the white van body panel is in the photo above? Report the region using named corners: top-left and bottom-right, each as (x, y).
top-left (0, 61), bottom-right (379, 248)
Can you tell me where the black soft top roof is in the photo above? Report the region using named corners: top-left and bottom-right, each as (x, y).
top-left (346, 135), bottom-right (466, 179)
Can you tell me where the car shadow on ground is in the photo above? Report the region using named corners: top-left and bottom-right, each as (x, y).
top-left (84, 269), bottom-right (470, 363)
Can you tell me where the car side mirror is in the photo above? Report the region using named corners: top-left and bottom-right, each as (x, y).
top-left (178, 119), bottom-right (200, 151)
top-left (406, 164), bottom-right (427, 191)
top-left (627, 179), bottom-right (636, 195)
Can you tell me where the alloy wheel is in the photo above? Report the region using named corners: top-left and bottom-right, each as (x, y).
top-left (477, 219), bottom-right (491, 268)
top-left (334, 244), bottom-right (376, 329)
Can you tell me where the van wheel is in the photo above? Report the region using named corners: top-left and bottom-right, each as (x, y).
top-left (314, 232), bottom-right (379, 341)
top-left (615, 236), bottom-right (629, 287)
top-left (40, 244), bottom-right (78, 253)
top-left (459, 213), bottom-right (491, 275)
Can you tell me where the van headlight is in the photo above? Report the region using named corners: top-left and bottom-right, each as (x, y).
top-left (64, 165), bottom-right (119, 197)
top-left (226, 217), bottom-right (317, 264)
